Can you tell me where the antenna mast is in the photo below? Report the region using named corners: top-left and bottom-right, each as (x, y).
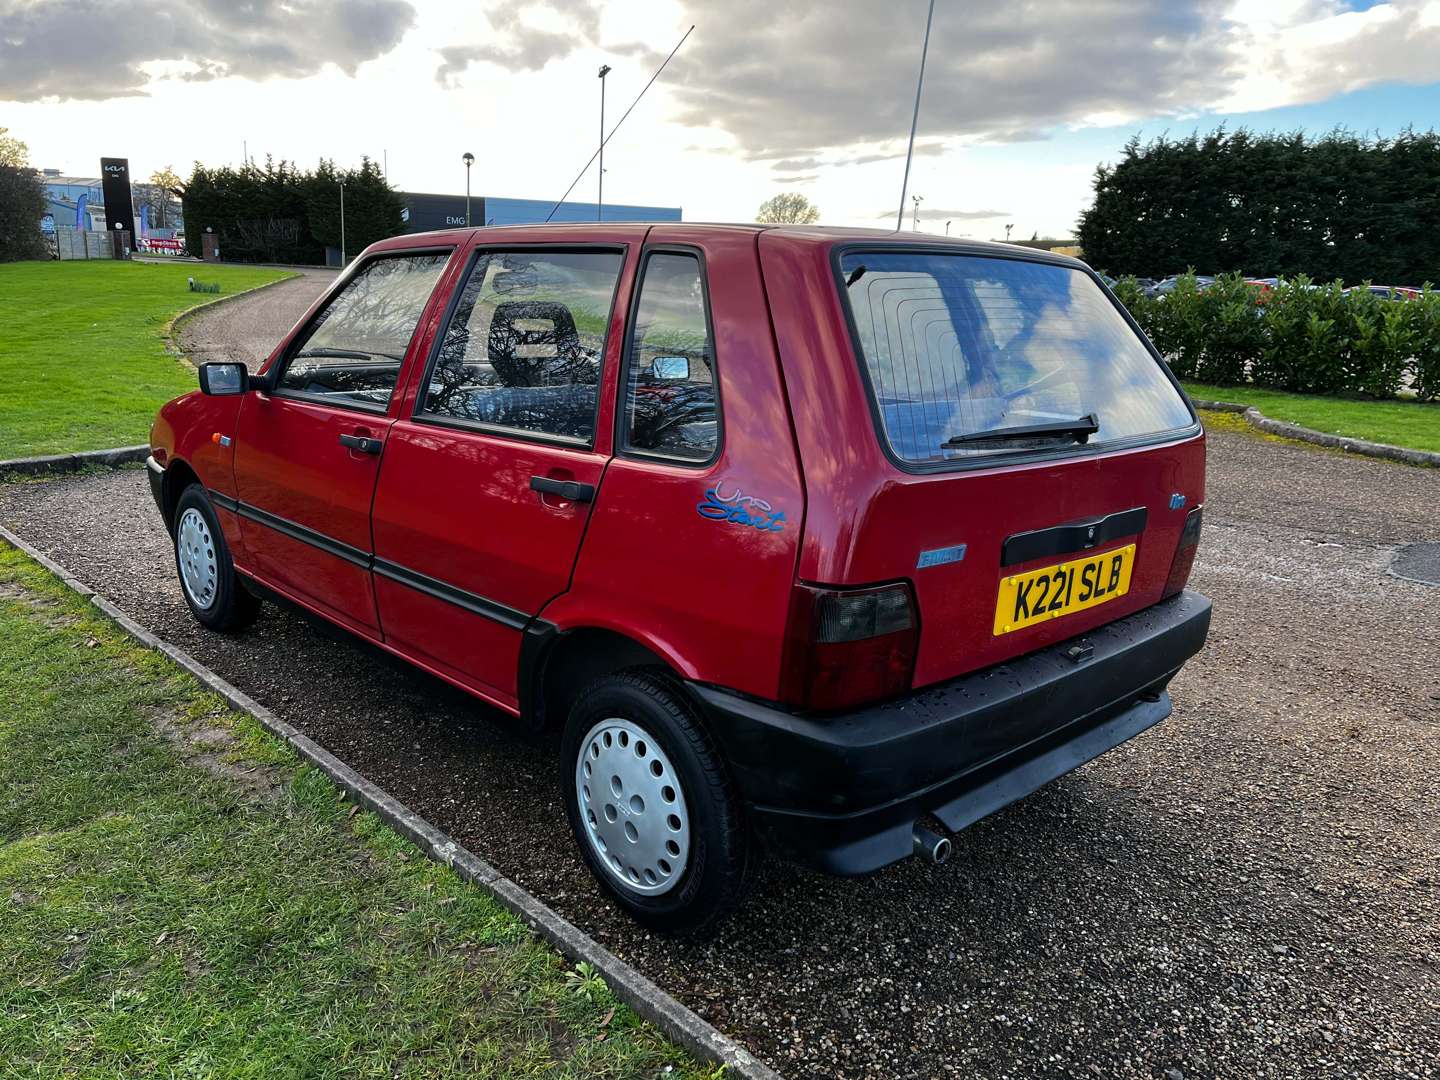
top-left (896, 0), bottom-right (936, 232)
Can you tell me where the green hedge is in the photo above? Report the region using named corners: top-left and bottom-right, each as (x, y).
top-left (1113, 273), bottom-right (1440, 401)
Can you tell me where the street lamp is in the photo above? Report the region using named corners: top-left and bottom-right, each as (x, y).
top-left (597, 64), bottom-right (612, 221)
top-left (338, 180), bottom-right (346, 265)
top-left (1005, 223), bottom-right (1014, 242)
top-left (462, 152), bottom-right (474, 227)
top-left (945, 219), bottom-right (952, 236)
top-left (911, 194), bottom-right (923, 232)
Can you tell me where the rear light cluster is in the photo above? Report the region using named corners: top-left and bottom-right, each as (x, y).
top-left (782, 582), bottom-right (919, 712)
top-left (1163, 506), bottom-right (1204, 598)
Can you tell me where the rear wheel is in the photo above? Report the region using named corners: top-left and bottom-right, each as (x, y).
top-left (173, 485), bottom-right (258, 633)
top-left (561, 671), bottom-right (748, 934)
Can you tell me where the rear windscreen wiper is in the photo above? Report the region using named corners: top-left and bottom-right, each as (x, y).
top-left (944, 413), bottom-right (1099, 448)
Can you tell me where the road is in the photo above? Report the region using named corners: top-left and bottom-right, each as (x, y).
top-left (3, 275), bottom-right (1436, 1077)
top-left (172, 266), bottom-right (336, 369)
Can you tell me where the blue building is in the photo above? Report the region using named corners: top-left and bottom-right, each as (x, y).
top-left (38, 171), bottom-right (105, 231)
top-left (399, 190), bottom-right (680, 234)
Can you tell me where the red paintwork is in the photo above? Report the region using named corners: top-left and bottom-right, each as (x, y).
top-left (150, 222), bottom-right (1204, 717)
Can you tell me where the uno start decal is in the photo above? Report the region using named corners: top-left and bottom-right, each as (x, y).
top-left (696, 481), bottom-right (787, 532)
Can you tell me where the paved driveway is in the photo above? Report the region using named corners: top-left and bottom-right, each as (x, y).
top-left (2, 428), bottom-right (1436, 1079)
top-left (172, 266), bottom-right (337, 370)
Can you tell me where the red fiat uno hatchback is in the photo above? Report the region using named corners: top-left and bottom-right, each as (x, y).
top-left (148, 224), bottom-right (1210, 932)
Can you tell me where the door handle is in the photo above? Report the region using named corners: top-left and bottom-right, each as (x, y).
top-left (530, 475), bottom-right (594, 503)
top-left (339, 433), bottom-right (383, 455)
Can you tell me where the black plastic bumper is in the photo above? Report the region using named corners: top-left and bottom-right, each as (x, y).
top-left (688, 589), bottom-right (1212, 875)
top-left (145, 455), bottom-right (166, 520)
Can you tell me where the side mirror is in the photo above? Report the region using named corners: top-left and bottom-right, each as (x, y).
top-left (651, 355), bottom-right (690, 381)
top-left (198, 362), bottom-right (248, 396)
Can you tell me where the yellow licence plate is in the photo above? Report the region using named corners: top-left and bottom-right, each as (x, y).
top-left (993, 544), bottom-right (1136, 636)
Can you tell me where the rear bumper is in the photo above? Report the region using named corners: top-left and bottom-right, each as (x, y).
top-left (688, 589), bottom-right (1212, 875)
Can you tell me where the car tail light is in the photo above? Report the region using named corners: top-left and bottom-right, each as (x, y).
top-left (1163, 506), bottom-right (1204, 598)
top-left (781, 582), bottom-right (919, 711)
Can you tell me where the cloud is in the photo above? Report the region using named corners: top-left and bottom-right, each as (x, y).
top-left (0, 0), bottom-right (416, 102)
top-left (875, 208), bottom-right (1011, 221)
top-left (617, 0), bottom-right (1239, 159)
top-left (436, 0), bottom-right (603, 85)
top-left (777, 173), bottom-right (820, 185)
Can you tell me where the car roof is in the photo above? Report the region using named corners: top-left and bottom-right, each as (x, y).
top-left (373, 221), bottom-right (1089, 269)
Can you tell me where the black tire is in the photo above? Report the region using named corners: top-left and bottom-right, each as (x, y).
top-left (560, 671), bottom-right (749, 934)
top-left (172, 484), bottom-right (259, 633)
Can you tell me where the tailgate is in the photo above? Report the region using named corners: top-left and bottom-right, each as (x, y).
top-left (845, 434), bottom-right (1204, 686)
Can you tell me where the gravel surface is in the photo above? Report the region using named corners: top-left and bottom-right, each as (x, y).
top-left (173, 267), bottom-right (337, 370)
top-left (3, 428), bottom-right (1437, 1080)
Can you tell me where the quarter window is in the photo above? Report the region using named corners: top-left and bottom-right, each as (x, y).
top-left (622, 252), bottom-right (718, 461)
top-left (278, 253), bottom-right (449, 410)
top-left (422, 250), bottom-right (624, 442)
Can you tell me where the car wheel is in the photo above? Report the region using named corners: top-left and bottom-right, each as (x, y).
top-left (172, 484), bottom-right (258, 633)
top-left (561, 671), bottom-right (749, 934)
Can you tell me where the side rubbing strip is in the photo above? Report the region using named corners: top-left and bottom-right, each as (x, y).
top-left (1001, 506), bottom-right (1148, 568)
top-left (207, 490), bottom-right (240, 513)
top-left (234, 500), bottom-right (372, 568)
top-left (212, 488), bottom-right (535, 628)
top-left (372, 558), bottom-right (531, 630)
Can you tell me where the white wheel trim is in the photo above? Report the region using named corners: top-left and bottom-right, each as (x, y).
top-left (176, 507), bottom-right (219, 611)
top-left (576, 717), bottom-right (691, 897)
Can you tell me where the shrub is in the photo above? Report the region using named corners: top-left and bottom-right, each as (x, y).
top-left (1411, 290), bottom-right (1440, 401)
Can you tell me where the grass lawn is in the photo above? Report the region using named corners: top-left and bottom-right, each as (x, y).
top-left (0, 542), bottom-right (711, 1078)
top-left (1183, 380), bottom-right (1440, 454)
top-left (0, 261), bottom-right (292, 460)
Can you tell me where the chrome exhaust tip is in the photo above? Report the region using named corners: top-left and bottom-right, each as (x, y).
top-left (912, 822), bottom-right (952, 866)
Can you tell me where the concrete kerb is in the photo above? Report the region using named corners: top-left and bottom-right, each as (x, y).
top-left (1192, 398), bottom-right (1440, 468)
top-left (0, 523), bottom-right (783, 1080)
top-left (0, 445), bottom-right (150, 478)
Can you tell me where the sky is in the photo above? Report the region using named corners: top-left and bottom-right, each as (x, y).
top-left (3, 0), bottom-right (1439, 238)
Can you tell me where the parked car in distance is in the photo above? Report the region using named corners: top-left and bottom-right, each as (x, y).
top-left (1151, 274), bottom-right (1216, 297)
top-left (147, 224), bottom-right (1212, 933)
top-left (1345, 284), bottom-right (1422, 301)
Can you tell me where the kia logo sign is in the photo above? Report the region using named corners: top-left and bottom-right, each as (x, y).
top-left (103, 164), bottom-right (125, 173)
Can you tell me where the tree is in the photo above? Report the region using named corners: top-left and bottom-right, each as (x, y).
top-left (142, 165), bottom-right (184, 230)
top-left (0, 126), bottom-right (30, 168)
top-left (0, 128), bottom-right (47, 262)
top-left (756, 192), bottom-right (820, 224)
top-left (1077, 126), bottom-right (1440, 284)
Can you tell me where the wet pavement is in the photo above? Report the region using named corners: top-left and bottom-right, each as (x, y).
top-left (3, 425), bottom-right (1437, 1079)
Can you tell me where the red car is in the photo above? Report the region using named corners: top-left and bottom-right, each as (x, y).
top-left (148, 224), bottom-right (1210, 932)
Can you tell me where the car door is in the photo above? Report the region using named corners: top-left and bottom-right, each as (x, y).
top-left (232, 249), bottom-right (454, 636)
top-left (370, 239), bottom-right (636, 708)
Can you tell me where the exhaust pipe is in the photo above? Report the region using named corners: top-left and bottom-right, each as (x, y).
top-left (912, 822), bottom-right (952, 866)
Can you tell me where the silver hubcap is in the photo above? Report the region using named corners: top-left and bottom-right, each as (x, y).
top-left (576, 717), bottom-right (690, 896)
top-left (177, 507), bottom-right (219, 610)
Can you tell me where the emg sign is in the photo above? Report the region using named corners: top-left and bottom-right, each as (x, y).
top-left (397, 192), bottom-right (484, 234)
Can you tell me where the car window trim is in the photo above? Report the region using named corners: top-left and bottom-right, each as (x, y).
top-left (615, 244), bottom-right (724, 469)
top-left (828, 242), bottom-right (1202, 475)
top-left (270, 247), bottom-right (456, 416)
top-left (410, 242), bottom-right (629, 450)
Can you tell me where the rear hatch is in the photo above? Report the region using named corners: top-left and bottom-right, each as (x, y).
top-left (827, 246), bottom-right (1204, 688)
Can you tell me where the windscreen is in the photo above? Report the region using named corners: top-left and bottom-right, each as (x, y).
top-left (838, 252), bottom-right (1193, 466)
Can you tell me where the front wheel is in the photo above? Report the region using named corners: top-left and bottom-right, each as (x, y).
top-left (172, 485), bottom-right (258, 633)
top-left (561, 672), bottom-right (749, 934)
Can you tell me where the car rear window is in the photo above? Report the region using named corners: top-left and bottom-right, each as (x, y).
top-left (838, 252), bottom-right (1193, 466)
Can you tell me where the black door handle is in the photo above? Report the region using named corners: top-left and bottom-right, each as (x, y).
top-left (530, 476), bottom-right (594, 503)
top-left (339, 434), bottom-right (383, 455)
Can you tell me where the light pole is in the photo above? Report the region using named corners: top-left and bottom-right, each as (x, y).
top-left (462, 152), bottom-right (474, 226)
top-left (338, 180), bottom-right (346, 265)
top-left (597, 64), bottom-right (611, 221)
top-left (911, 194), bottom-right (923, 232)
top-left (945, 219), bottom-right (952, 236)
top-left (1005, 223), bottom-right (1014, 242)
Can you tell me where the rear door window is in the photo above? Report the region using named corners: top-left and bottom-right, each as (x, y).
top-left (420, 249), bottom-right (624, 444)
top-left (621, 251), bottom-right (719, 462)
top-left (838, 252), bottom-right (1194, 467)
top-left (277, 253), bottom-right (450, 411)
